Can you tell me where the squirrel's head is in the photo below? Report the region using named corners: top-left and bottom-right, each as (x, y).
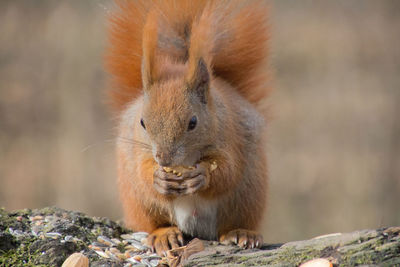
top-left (140, 58), bottom-right (215, 167)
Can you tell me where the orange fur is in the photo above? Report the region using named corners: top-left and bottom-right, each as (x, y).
top-left (107, 0), bottom-right (270, 254)
top-left (106, 0), bottom-right (270, 112)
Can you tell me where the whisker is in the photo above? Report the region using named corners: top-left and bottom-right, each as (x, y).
top-left (80, 139), bottom-right (116, 153)
top-left (117, 137), bottom-right (152, 151)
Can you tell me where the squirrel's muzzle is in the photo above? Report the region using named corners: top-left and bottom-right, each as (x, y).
top-left (155, 150), bottom-right (173, 167)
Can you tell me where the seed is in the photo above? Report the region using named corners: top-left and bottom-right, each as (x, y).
top-left (131, 232), bottom-right (149, 240)
top-left (133, 255), bottom-right (142, 261)
top-left (125, 249), bottom-right (140, 258)
top-left (65, 235), bottom-right (74, 241)
top-left (121, 234), bottom-right (135, 240)
top-left (163, 167), bottom-right (173, 173)
top-left (105, 249), bottom-right (120, 261)
top-left (127, 244), bottom-right (147, 251)
top-left (45, 232), bottom-right (62, 239)
top-left (91, 241), bottom-right (108, 248)
top-left (111, 238), bottom-right (122, 245)
top-left (141, 259), bottom-right (151, 266)
top-left (97, 235), bottom-right (113, 246)
top-left (124, 251), bottom-right (131, 258)
top-left (109, 247), bottom-right (120, 254)
top-left (127, 257), bottom-right (140, 264)
top-left (95, 250), bottom-right (109, 258)
top-left (116, 253), bottom-right (127, 260)
top-left (31, 215), bottom-right (44, 221)
top-left (210, 161), bottom-right (218, 172)
top-left (163, 166), bottom-right (192, 174)
top-left (149, 259), bottom-right (159, 267)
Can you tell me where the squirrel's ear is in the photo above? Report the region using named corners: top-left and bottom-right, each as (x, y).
top-left (141, 57), bottom-right (154, 89)
top-left (186, 58), bottom-right (210, 104)
top-left (142, 10), bottom-right (159, 90)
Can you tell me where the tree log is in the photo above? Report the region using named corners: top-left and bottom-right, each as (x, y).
top-left (0, 207), bottom-right (399, 267)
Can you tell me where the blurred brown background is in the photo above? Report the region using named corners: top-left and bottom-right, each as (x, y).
top-left (0, 1), bottom-right (399, 243)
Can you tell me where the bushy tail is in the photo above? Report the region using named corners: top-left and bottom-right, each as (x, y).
top-left (106, 0), bottom-right (270, 112)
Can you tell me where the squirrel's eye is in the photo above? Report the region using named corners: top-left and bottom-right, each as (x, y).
top-left (140, 118), bottom-right (146, 129)
top-left (188, 116), bottom-right (197, 131)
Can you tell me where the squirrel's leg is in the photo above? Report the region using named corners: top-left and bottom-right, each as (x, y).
top-left (120, 191), bottom-right (157, 233)
top-left (121, 187), bottom-right (184, 255)
top-left (122, 197), bottom-right (184, 255)
top-left (216, 156), bottom-right (267, 249)
top-left (219, 229), bottom-right (263, 249)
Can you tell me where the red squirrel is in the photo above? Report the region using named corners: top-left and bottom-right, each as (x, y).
top-left (106, 0), bottom-right (271, 255)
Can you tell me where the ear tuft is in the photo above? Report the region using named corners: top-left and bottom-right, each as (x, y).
top-left (187, 58), bottom-right (210, 104)
top-left (142, 10), bottom-right (159, 89)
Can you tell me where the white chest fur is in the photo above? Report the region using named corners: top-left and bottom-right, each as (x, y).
top-left (172, 196), bottom-right (217, 240)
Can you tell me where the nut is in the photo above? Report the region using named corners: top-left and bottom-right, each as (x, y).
top-left (61, 253), bottom-right (89, 267)
top-left (163, 166), bottom-right (193, 174)
top-left (299, 258), bottom-right (332, 267)
top-left (210, 161), bottom-right (218, 172)
top-left (163, 161), bottom-right (218, 175)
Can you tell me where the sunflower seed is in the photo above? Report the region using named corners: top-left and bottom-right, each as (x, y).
top-left (131, 232), bottom-right (149, 240)
top-left (30, 215), bottom-right (44, 221)
top-left (105, 249), bottom-right (120, 261)
top-left (9, 228), bottom-right (25, 237)
top-left (109, 247), bottom-right (121, 254)
top-left (64, 235), bottom-right (74, 241)
top-left (88, 245), bottom-right (102, 251)
top-left (127, 257), bottom-right (140, 264)
top-left (95, 250), bottom-right (109, 258)
top-left (126, 240), bottom-right (148, 250)
top-left (97, 235), bottom-right (113, 246)
top-left (45, 232), bottom-right (62, 239)
top-left (141, 259), bottom-right (152, 266)
top-left (111, 238), bottom-right (122, 245)
top-left (149, 259), bottom-right (160, 267)
top-left (91, 241), bottom-right (108, 248)
top-left (116, 253), bottom-right (127, 260)
top-left (140, 255), bottom-right (161, 260)
top-left (121, 234), bottom-right (134, 240)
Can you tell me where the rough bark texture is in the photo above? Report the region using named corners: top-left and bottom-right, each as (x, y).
top-left (0, 207), bottom-right (399, 267)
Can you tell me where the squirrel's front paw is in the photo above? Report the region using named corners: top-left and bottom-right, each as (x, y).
top-left (146, 227), bottom-right (184, 256)
top-left (153, 163), bottom-right (209, 196)
top-left (220, 229), bottom-right (263, 249)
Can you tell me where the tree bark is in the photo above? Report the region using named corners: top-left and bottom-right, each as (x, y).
top-left (0, 207), bottom-right (399, 267)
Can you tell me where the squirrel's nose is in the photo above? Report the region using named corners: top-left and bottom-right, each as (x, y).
top-left (155, 151), bottom-right (172, 167)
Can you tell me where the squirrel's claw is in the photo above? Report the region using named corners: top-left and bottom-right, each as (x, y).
top-left (153, 168), bottom-right (184, 196)
top-left (180, 174), bottom-right (207, 194)
top-left (220, 229), bottom-right (263, 249)
top-left (146, 227), bottom-right (184, 256)
top-left (153, 164), bottom-right (209, 196)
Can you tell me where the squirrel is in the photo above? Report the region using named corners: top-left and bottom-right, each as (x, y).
top-left (106, 0), bottom-right (271, 256)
